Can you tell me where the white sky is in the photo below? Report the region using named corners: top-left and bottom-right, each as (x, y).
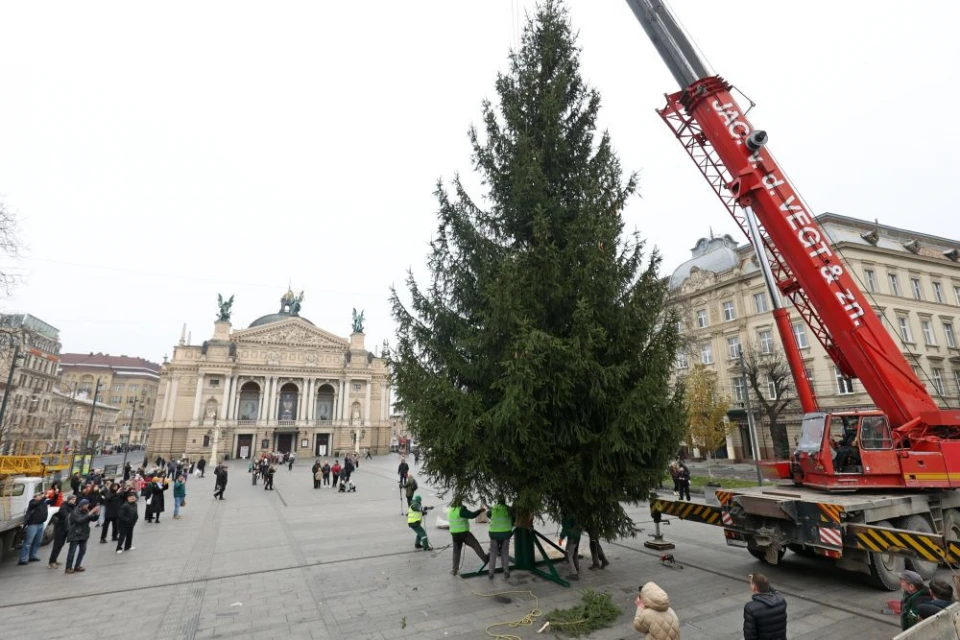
top-left (1, 1), bottom-right (958, 363)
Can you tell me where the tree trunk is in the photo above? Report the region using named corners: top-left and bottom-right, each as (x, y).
top-left (768, 415), bottom-right (790, 460)
top-left (513, 510), bottom-right (536, 570)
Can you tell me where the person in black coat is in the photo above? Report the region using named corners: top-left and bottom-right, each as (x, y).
top-left (744, 573), bottom-right (787, 640)
top-left (145, 478), bottom-right (168, 523)
top-left (197, 456), bottom-right (207, 478)
top-left (116, 493), bottom-right (139, 553)
top-left (48, 495), bottom-right (76, 568)
top-left (214, 467), bottom-right (227, 499)
top-left (99, 483), bottom-right (123, 543)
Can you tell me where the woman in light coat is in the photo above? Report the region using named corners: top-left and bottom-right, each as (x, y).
top-left (633, 582), bottom-right (679, 639)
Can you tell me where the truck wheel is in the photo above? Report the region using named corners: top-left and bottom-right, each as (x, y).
top-left (944, 509), bottom-right (960, 569)
top-left (748, 547), bottom-right (786, 564)
top-left (901, 515), bottom-right (938, 579)
top-left (868, 519), bottom-right (903, 591)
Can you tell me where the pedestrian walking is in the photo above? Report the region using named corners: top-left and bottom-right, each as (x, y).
top-left (587, 528), bottom-right (610, 570)
top-left (197, 457), bottom-right (207, 478)
top-left (18, 492), bottom-right (49, 565)
top-left (413, 449), bottom-right (420, 465)
top-left (214, 467), bottom-right (228, 499)
top-left (48, 495), bottom-right (76, 568)
top-left (447, 501), bottom-right (489, 576)
top-left (65, 499), bottom-right (99, 574)
top-left (342, 457), bottom-right (354, 483)
top-left (264, 465), bottom-right (275, 490)
top-left (633, 582), bottom-right (680, 639)
top-left (403, 475), bottom-right (418, 507)
top-left (487, 500), bottom-right (514, 580)
top-left (287, 453), bottom-right (295, 471)
top-left (407, 495), bottom-right (433, 551)
top-left (675, 462), bottom-right (691, 501)
top-left (743, 572), bottom-right (787, 640)
top-left (145, 477), bottom-right (168, 523)
top-left (173, 475), bottom-right (186, 519)
top-left (116, 493), bottom-right (139, 553)
top-left (398, 459), bottom-right (409, 484)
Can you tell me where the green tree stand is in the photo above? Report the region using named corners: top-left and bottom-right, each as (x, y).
top-left (460, 527), bottom-right (570, 588)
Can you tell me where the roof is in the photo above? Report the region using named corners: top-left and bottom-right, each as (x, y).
top-left (59, 353), bottom-right (161, 379)
top-left (249, 311), bottom-right (314, 329)
top-left (669, 235), bottom-right (742, 288)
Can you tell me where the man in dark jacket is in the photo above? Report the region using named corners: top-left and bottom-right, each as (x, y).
top-left (116, 493), bottom-right (139, 553)
top-left (900, 570), bottom-right (932, 630)
top-left (48, 495), bottom-right (76, 568)
top-left (197, 457), bottom-right (207, 478)
top-left (214, 467), bottom-right (227, 500)
top-left (65, 499), bottom-right (99, 574)
top-left (99, 483), bottom-right (123, 543)
top-left (744, 573), bottom-right (787, 640)
top-left (18, 493), bottom-right (49, 565)
top-left (264, 465), bottom-right (275, 491)
top-left (917, 578), bottom-right (953, 620)
top-left (398, 459), bottom-right (409, 484)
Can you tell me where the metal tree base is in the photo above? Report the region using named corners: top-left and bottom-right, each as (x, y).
top-left (458, 527), bottom-right (571, 587)
top-left (643, 519), bottom-right (675, 551)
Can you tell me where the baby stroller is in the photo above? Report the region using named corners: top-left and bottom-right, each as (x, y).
top-left (338, 480), bottom-right (357, 493)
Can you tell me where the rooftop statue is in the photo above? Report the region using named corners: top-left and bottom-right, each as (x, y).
top-left (217, 294), bottom-right (234, 322)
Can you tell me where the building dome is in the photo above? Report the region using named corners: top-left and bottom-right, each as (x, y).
top-left (669, 235), bottom-right (742, 288)
top-left (248, 312), bottom-right (315, 329)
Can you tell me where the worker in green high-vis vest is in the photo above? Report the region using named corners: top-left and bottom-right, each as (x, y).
top-left (486, 500), bottom-right (514, 580)
top-left (448, 501), bottom-right (489, 576)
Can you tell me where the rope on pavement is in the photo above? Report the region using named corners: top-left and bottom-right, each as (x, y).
top-left (466, 585), bottom-right (544, 640)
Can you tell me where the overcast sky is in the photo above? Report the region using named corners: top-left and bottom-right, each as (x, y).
top-left (1, 1), bottom-right (958, 364)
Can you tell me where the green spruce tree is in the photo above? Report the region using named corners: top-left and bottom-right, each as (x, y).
top-left (390, 0), bottom-right (685, 570)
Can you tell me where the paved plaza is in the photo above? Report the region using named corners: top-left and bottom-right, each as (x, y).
top-left (0, 454), bottom-right (931, 639)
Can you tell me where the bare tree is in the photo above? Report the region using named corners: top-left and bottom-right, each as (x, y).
top-left (0, 202), bottom-right (21, 295)
top-left (741, 346), bottom-right (796, 459)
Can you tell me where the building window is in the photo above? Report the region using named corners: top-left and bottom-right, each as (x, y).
top-left (210, 379), bottom-right (220, 387)
top-left (758, 330), bottom-right (773, 354)
top-left (888, 274), bottom-right (901, 296)
top-left (128, 384), bottom-right (138, 392)
top-left (835, 368), bottom-right (854, 395)
top-left (804, 367), bottom-right (815, 390)
top-left (955, 369), bottom-right (960, 395)
top-left (676, 320), bottom-right (684, 334)
top-left (945, 322), bottom-right (956, 348)
top-left (110, 396), bottom-right (122, 404)
top-left (911, 277), bottom-right (923, 300)
top-left (353, 383), bottom-right (361, 392)
top-left (722, 301), bottom-right (736, 322)
top-left (921, 320), bottom-right (936, 346)
top-left (898, 316), bottom-right (914, 343)
top-left (113, 383), bottom-right (124, 392)
top-left (726, 336), bottom-right (741, 360)
top-left (766, 375), bottom-right (777, 400)
top-left (955, 285), bottom-right (960, 306)
top-left (753, 292), bottom-right (768, 313)
top-left (933, 281), bottom-right (945, 304)
top-left (700, 343), bottom-right (713, 365)
top-left (696, 309), bottom-right (708, 328)
top-left (202, 435), bottom-right (210, 447)
top-left (676, 352), bottom-right (688, 369)
top-left (864, 269), bottom-right (877, 293)
top-left (732, 377), bottom-right (745, 402)
top-left (932, 368), bottom-right (945, 395)
top-left (792, 323), bottom-right (808, 349)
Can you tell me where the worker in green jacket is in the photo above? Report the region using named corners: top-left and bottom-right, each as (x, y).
top-left (407, 495), bottom-right (433, 551)
top-left (448, 500), bottom-right (489, 576)
top-left (560, 514), bottom-right (582, 580)
top-left (487, 500), bottom-right (514, 580)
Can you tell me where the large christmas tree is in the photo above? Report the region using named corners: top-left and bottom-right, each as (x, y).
top-left (390, 0), bottom-right (685, 556)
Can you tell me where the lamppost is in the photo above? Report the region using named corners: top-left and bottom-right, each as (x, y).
top-left (73, 378), bottom-right (102, 475)
top-left (121, 397), bottom-right (143, 477)
top-left (0, 334), bottom-right (25, 452)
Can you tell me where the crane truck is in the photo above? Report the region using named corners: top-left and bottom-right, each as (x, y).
top-left (626, 0), bottom-right (960, 590)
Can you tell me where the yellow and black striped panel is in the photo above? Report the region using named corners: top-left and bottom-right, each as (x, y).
top-left (650, 499), bottom-right (724, 526)
top-left (847, 523), bottom-right (954, 564)
top-left (818, 503), bottom-right (844, 525)
top-left (714, 490), bottom-right (735, 507)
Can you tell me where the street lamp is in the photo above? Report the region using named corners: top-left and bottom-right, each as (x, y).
top-left (0, 335), bottom-right (25, 452)
top-left (72, 378), bottom-right (103, 475)
top-left (121, 397), bottom-right (143, 477)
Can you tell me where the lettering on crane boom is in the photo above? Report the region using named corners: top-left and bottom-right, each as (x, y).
top-left (846, 522), bottom-right (959, 564)
top-left (711, 99), bottom-right (866, 328)
top-left (650, 499), bottom-right (723, 526)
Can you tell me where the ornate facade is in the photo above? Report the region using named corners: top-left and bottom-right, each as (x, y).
top-left (148, 290), bottom-right (391, 460)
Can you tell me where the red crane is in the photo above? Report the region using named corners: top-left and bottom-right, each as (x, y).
top-left (626, 0), bottom-right (960, 490)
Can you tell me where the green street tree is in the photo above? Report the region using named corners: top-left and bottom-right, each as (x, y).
top-left (389, 0), bottom-right (686, 567)
top-left (683, 364), bottom-right (731, 463)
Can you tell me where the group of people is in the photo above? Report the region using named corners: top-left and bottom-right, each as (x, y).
top-left (900, 570), bottom-right (954, 630)
top-left (310, 455), bottom-right (358, 492)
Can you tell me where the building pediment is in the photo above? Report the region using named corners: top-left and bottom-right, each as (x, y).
top-left (233, 319), bottom-right (348, 350)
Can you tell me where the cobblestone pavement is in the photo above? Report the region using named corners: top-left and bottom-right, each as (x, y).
top-left (0, 455), bottom-right (924, 639)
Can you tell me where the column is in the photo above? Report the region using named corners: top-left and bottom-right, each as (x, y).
top-left (269, 376), bottom-right (279, 422)
top-left (305, 379), bottom-right (315, 422)
top-left (220, 375), bottom-right (231, 421)
top-left (226, 376), bottom-right (239, 420)
top-left (165, 377), bottom-right (179, 424)
top-left (258, 378), bottom-right (268, 421)
top-left (160, 379), bottom-right (171, 421)
top-left (339, 379), bottom-right (348, 420)
top-left (364, 379), bottom-right (371, 426)
top-left (380, 383), bottom-right (386, 422)
top-left (191, 373), bottom-right (205, 422)
top-left (296, 381), bottom-right (305, 421)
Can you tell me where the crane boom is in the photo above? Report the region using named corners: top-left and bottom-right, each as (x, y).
top-left (626, 0), bottom-right (951, 431)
